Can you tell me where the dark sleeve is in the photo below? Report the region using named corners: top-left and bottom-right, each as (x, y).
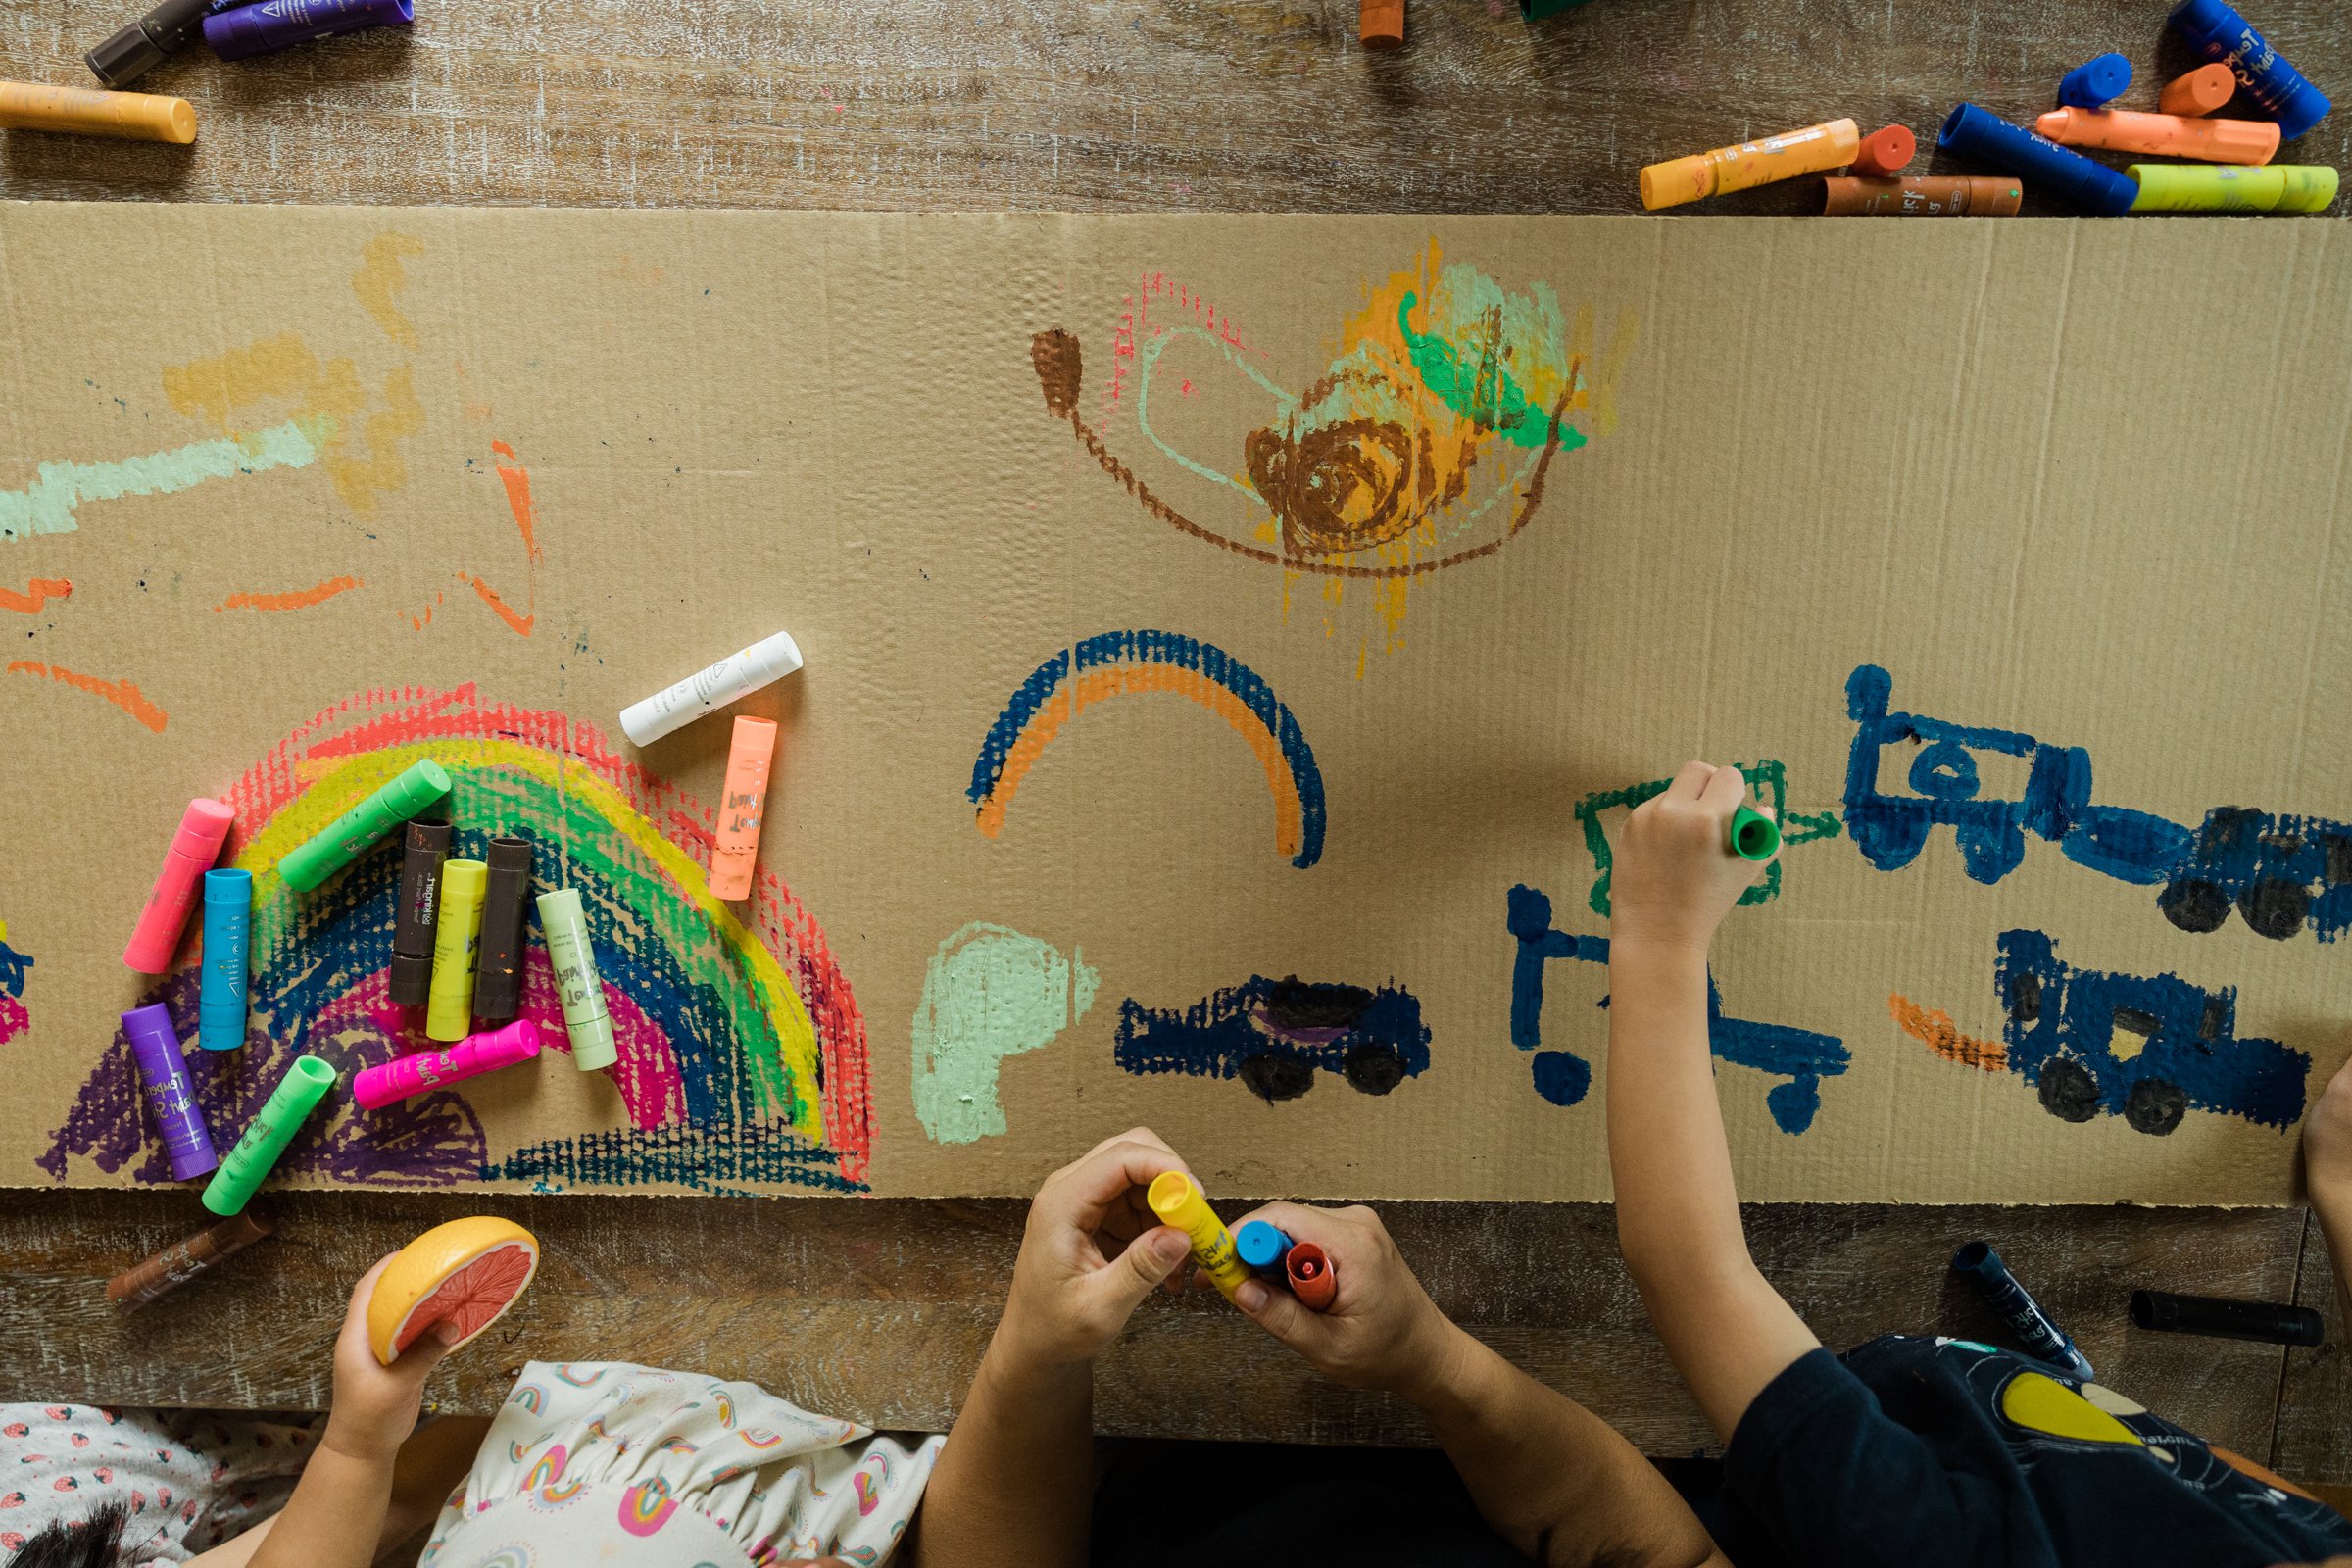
top-left (1723, 1349), bottom-right (2042, 1568)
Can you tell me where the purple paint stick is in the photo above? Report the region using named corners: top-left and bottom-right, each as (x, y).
top-left (122, 1003), bottom-right (219, 1182)
top-left (203, 0), bottom-right (413, 61)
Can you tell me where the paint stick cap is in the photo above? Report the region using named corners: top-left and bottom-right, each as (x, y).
top-left (746, 629), bottom-right (805, 685)
top-left (85, 23), bottom-right (168, 88)
top-left (172, 798), bottom-right (237, 860)
top-left (1358, 0), bottom-right (1403, 48)
top-left (569, 1014), bottom-right (618, 1073)
top-left (2057, 53), bottom-right (2132, 110)
top-left (2160, 63), bottom-right (2237, 117)
top-left (388, 951), bottom-right (434, 997)
top-left (384, 759), bottom-right (453, 816)
top-left (1848, 124), bottom-right (1915, 178)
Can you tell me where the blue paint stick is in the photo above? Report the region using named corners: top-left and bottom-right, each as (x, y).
top-left (198, 867), bottom-right (251, 1052)
top-left (1236, 1220), bottom-right (1294, 1273)
top-left (2169, 0), bottom-right (2330, 141)
top-left (2057, 53), bottom-right (2132, 109)
top-left (1938, 104), bottom-right (2137, 217)
top-left (1952, 1240), bottom-right (2094, 1380)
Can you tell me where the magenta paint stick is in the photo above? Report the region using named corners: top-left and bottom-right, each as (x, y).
top-left (122, 1003), bottom-right (219, 1181)
top-left (352, 1017), bottom-right (541, 1110)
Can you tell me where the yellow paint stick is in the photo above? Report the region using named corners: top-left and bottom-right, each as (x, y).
top-left (0, 81), bottom-right (195, 145)
top-left (1147, 1171), bottom-right (1254, 1302)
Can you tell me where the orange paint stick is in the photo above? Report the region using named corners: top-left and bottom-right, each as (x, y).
top-left (2159, 63), bottom-right (2237, 118)
top-left (708, 716), bottom-right (776, 902)
top-left (1641, 119), bottom-right (1860, 210)
top-left (1359, 0), bottom-right (1402, 48)
top-left (1848, 124), bottom-right (1916, 178)
top-left (2034, 107), bottom-right (2278, 167)
top-left (0, 80), bottom-right (194, 143)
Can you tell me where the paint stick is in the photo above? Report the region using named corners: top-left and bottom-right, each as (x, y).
top-left (124, 798), bottom-right (233, 973)
top-left (425, 859), bottom-right (487, 1042)
top-left (122, 1003), bottom-right (218, 1181)
top-left (2130, 1290), bottom-right (2324, 1347)
top-left (1146, 1172), bottom-right (1254, 1301)
top-left (198, 867), bottom-right (251, 1052)
top-left (2035, 106), bottom-right (2280, 166)
top-left (204, 0), bottom-right (413, 62)
top-left (1286, 1241), bottom-right (1338, 1311)
top-left (709, 717), bottom-right (776, 902)
top-left (2057, 52), bottom-right (2132, 110)
top-left (471, 835), bottom-right (534, 1023)
top-left (2169, 0), bottom-right (2330, 142)
top-left (108, 1210), bottom-right (273, 1309)
top-left (536, 889), bottom-right (617, 1072)
top-left (1640, 119), bottom-right (1860, 210)
top-left (388, 819), bottom-right (450, 1006)
top-left (1822, 175), bottom-right (2023, 216)
top-left (618, 629), bottom-right (803, 747)
top-left (202, 1055), bottom-right (335, 1216)
top-left (85, 0), bottom-right (250, 86)
top-left (1951, 1240), bottom-right (2093, 1379)
top-left (0, 80), bottom-right (194, 143)
top-left (354, 1018), bottom-right (540, 1110)
top-left (1729, 805), bottom-right (1779, 861)
top-left (1847, 124), bottom-right (1915, 178)
top-left (1936, 104), bottom-right (2137, 217)
top-left (276, 758), bottom-right (450, 892)
top-left (1359, 0), bottom-right (1403, 48)
top-left (2160, 62), bottom-right (2238, 117)
top-left (1236, 1220), bottom-right (1295, 1273)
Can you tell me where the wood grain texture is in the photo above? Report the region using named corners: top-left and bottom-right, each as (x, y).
top-left (0, 1189), bottom-right (2315, 1465)
top-left (0, 0), bottom-right (2344, 215)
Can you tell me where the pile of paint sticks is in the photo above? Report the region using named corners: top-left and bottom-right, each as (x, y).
top-left (1641, 0), bottom-right (2334, 217)
top-left (102, 630), bottom-right (797, 1311)
top-left (0, 0), bottom-right (412, 149)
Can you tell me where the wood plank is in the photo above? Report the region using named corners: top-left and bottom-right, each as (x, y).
top-left (0, 1190), bottom-right (2304, 1457)
top-left (0, 0), bottom-right (2343, 216)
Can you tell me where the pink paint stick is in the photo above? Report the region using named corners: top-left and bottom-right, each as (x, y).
top-left (352, 1017), bottom-right (541, 1110)
top-left (123, 798), bottom-right (234, 973)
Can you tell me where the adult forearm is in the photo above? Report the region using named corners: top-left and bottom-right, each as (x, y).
top-left (909, 1337), bottom-right (1093, 1568)
top-left (1606, 940), bottom-right (1751, 1283)
top-left (1406, 1324), bottom-right (1724, 1568)
top-left (246, 1445), bottom-right (393, 1568)
top-left (2312, 1179), bottom-right (2352, 1338)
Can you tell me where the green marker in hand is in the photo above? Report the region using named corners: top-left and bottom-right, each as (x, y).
top-left (1729, 805), bottom-right (1780, 861)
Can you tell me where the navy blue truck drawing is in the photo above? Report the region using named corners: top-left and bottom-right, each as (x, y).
top-left (1114, 976), bottom-right (1432, 1102)
top-left (1506, 884), bottom-right (1849, 1133)
top-left (1996, 929), bottom-right (2308, 1135)
top-left (1843, 664), bottom-right (2351, 942)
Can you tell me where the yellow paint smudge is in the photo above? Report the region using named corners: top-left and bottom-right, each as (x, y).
top-left (353, 232), bottom-right (427, 350)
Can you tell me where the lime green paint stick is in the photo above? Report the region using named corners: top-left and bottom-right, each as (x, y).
top-left (276, 759), bottom-right (452, 892)
top-left (202, 1054), bottom-right (335, 1215)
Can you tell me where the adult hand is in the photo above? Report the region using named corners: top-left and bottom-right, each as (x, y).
top-left (1225, 1201), bottom-right (1467, 1401)
top-left (320, 1257), bottom-right (459, 1468)
top-left (1609, 761), bottom-right (1770, 952)
top-left (995, 1127), bottom-right (1194, 1371)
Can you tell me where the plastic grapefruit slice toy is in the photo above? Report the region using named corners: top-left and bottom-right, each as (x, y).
top-left (367, 1216), bottom-right (540, 1365)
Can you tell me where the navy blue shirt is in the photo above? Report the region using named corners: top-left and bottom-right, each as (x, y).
top-left (1705, 1336), bottom-right (2352, 1568)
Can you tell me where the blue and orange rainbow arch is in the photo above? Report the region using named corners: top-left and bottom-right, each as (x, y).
top-left (968, 630), bottom-right (1327, 869)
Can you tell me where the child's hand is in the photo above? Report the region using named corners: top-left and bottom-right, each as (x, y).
top-left (1227, 1202), bottom-right (1467, 1401)
top-left (1609, 761), bottom-right (1770, 952)
top-left (995, 1127), bottom-right (1194, 1371)
top-left (2304, 1058), bottom-right (2352, 1206)
top-left (320, 1256), bottom-right (461, 1467)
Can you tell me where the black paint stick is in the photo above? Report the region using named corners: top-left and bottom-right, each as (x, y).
top-left (472, 834), bottom-right (534, 1023)
top-left (387, 820), bottom-right (450, 1007)
top-left (2130, 1290), bottom-right (2325, 1348)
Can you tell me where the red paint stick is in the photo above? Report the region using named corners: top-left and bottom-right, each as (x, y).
top-left (1286, 1241), bottom-right (1337, 1312)
top-left (1848, 124), bottom-right (1916, 178)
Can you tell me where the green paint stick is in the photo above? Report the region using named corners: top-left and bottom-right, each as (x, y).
top-left (201, 1054), bottom-right (336, 1215)
top-left (276, 760), bottom-right (453, 892)
top-left (1729, 805), bottom-right (1781, 861)
top-left (536, 888), bottom-right (617, 1073)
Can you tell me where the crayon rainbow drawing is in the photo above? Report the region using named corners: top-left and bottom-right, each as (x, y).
top-left (1031, 252), bottom-right (1636, 667)
top-left (39, 685), bottom-right (871, 1194)
top-left (969, 629), bottom-right (1327, 869)
top-left (1506, 883), bottom-right (1850, 1132)
top-left (1893, 929), bottom-right (2309, 1136)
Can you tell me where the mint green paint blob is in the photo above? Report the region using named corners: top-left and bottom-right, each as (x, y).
top-left (1396, 265), bottom-right (1586, 453)
top-left (912, 922), bottom-right (1100, 1145)
top-left (0, 417), bottom-right (327, 542)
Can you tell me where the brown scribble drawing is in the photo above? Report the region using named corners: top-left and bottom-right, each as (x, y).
top-left (1031, 327), bottom-right (1569, 583)
top-left (1889, 992), bottom-right (2008, 1073)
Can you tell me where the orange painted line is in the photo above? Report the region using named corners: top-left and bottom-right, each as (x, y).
top-left (0, 578), bottom-right (71, 614)
top-left (6, 660), bottom-right (168, 733)
top-left (1889, 992), bottom-right (2006, 1072)
top-left (490, 439), bottom-right (543, 562)
top-left (458, 572), bottom-right (535, 636)
top-left (976, 662), bottom-right (1303, 858)
top-left (213, 574), bottom-right (365, 612)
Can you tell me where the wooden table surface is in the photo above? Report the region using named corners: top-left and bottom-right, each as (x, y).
top-left (3, 0), bottom-right (2349, 1490)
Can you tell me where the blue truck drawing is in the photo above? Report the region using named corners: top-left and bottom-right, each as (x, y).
top-left (1114, 975), bottom-right (1433, 1102)
top-left (1843, 664), bottom-right (2349, 942)
top-left (1507, 884), bottom-right (1849, 1133)
top-left (1995, 929), bottom-right (2309, 1135)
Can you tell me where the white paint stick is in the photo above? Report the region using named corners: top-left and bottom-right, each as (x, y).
top-left (619, 629), bottom-right (803, 747)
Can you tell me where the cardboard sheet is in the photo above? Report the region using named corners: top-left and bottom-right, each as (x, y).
top-left (0, 203), bottom-right (2345, 1204)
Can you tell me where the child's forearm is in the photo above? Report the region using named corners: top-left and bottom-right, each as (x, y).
top-left (907, 1335), bottom-right (1092, 1568)
top-left (1406, 1322), bottom-right (1728, 1568)
top-left (1607, 938), bottom-right (1818, 1439)
top-left (246, 1441), bottom-right (397, 1568)
top-left (2312, 1177), bottom-right (2352, 1338)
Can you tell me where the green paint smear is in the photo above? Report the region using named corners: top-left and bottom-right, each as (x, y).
top-left (912, 922), bottom-right (1099, 1145)
top-left (0, 418), bottom-right (327, 541)
top-left (244, 755), bottom-right (811, 1131)
top-left (1396, 270), bottom-right (1585, 453)
top-left (1576, 760), bottom-right (1842, 918)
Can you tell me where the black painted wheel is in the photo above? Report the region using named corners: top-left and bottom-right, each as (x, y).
top-left (2037, 1058), bottom-right (2100, 1123)
top-left (1237, 1054), bottom-right (1315, 1102)
top-left (2124, 1077), bottom-right (2188, 1136)
top-left (2238, 878), bottom-right (2311, 942)
top-left (1341, 1043), bottom-right (1408, 1096)
top-left (2158, 879), bottom-right (2231, 933)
